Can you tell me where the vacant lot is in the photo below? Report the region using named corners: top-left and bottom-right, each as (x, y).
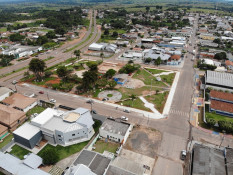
top-left (124, 125), bottom-right (161, 158)
top-left (94, 139), bottom-right (119, 154)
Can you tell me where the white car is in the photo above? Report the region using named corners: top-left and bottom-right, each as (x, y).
top-left (50, 99), bottom-right (56, 103)
top-left (121, 116), bottom-right (128, 121)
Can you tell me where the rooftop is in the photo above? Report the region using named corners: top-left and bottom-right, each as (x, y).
top-left (100, 118), bottom-right (130, 136)
top-left (0, 124), bottom-right (8, 135)
top-left (210, 90), bottom-right (233, 102)
top-left (13, 122), bottom-right (41, 140)
top-left (192, 144), bottom-right (226, 175)
top-left (206, 70), bottom-right (233, 88)
top-left (210, 100), bottom-right (233, 113)
top-left (0, 103), bottom-right (25, 126)
top-left (0, 87), bottom-right (12, 97)
top-left (73, 150), bottom-right (111, 175)
top-left (23, 153), bottom-right (43, 169)
top-left (63, 112), bottom-right (80, 123)
top-left (2, 93), bottom-right (37, 109)
top-left (0, 152), bottom-right (49, 175)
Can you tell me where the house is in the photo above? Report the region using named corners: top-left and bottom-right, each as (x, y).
top-left (0, 152), bottom-right (49, 175)
top-left (65, 149), bottom-right (111, 175)
top-left (0, 124), bottom-right (8, 141)
top-left (0, 103), bottom-right (26, 129)
top-left (209, 90), bottom-right (233, 117)
top-left (1, 93), bottom-right (37, 112)
top-left (99, 118), bottom-right (131, 143)
top-left (13, 108), bottom-right (95, 148)
top-left (122, 51), bottom-right (143, 60)
top-left (167, 55), bottom-right (182, 65)
top-left (143, 48), bottom-right (170, 63)
top-left (225, 60), bottom-right (233, 70)
top-left (0, 87), bottom-right (13, 101)
top-left (201, 70), bottom-right (233, 92)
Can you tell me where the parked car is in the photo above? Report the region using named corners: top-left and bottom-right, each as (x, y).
top-left (180, 150), bottom-right (187, 160)
top-left (102, 98), bottom-right (109, 101)
top-left (123, 109), bottom-right (130, 113)
top-left (12, 80), bottom-right (18, 84)
top-left (91, 110), bottom-right (97, 114)
top-left (121, 116), bottom-right (128, 121)
top-left (86, 99), bottom-right (94, 104)
top-left (39, 91), bottom-right (44, 94)
top-left (50, 99), bottom-right (56, 103)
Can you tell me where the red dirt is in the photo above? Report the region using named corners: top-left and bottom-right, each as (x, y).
top-left (45, 78), bottom-right (61, 85)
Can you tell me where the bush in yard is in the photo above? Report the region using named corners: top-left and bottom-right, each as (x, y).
top-left (206, 117), bottom-right (216, 127)
top-left (218, 120), bottom-right (233, 133)
top-left (40, 148), bottom-right (59, 165)
top-left (44, 71), bottom-right (53, 78)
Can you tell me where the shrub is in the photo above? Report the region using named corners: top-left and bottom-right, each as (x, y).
top-left (40, 148), bottom-right (59, 165)
top-left (206, 117), bottom-right (216, 127)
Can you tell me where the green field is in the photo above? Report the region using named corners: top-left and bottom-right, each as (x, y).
top-left (26, 106), bottom-right (46, 117)
top-left (0, 27), bottom-right (7, 32)
top-left (118, 97), bottom-right (151, 112)
top-left (145, 68), bottom-right (168, 74)
top-left (161, 73), bottom-right (175, 85)
top-left (206, 112), bottom-right (233, 123)
top-left (10, 145), bottom-right (31, 160)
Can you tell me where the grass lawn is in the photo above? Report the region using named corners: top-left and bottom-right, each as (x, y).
top-left (145, 91), bottom-right (169, 113)
top-left (133, 69), bottom-right (166, 87)
top-left (9, 145), bottom-right (31, 160)
top-left (94, 139), bottom-right (119, 154)
top-left (38, 141), bottom-right (88, 162)
top-left (145, 68), bottom-right (167, 74)
top-left (109, 29), bottom-right (126, 34)
top-left (0, 134), bottom-right (13, 149)
top-left (31, 77), bottom-right (56, 85)
top-left (107, 94), bottom-right (113, 97)
top-left (118, 86), bottom-right (161, 100)
top-left (206, 112), bottom-right (233, 123)
top-left (0, 27), bottom-right (7, 32)
top-left (160, 73), bottom-right (175, 86)
top-left (118, 97), bottom-right (151, 112)
top-left (26, 106), bottom-right (46, 117)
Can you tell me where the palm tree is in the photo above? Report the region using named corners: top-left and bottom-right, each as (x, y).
top-left (130, 94), bottom-right (136, 107)
top-left (74, 50), bottom-right (81, 60)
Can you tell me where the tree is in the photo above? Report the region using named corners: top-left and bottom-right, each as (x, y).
top-left (155, 57), bottom-right (161, 66)
top-left (206, 117), bottom-right (216, 128)
top-left (74, 50), bottom-right (81, 59)
top-left (145, 58), bottom-right (152, 63)
top-left (9, 33), bottom-right (25, 42)
top-left (112, 31), bottom-right (118, 38)
top-left (105, 69), bottom-right (116, 79)
top-left (146, 6), bottom-right (150, 13)
top-left (104, 29), bottom-right (109, 35)
top-left (100, 52), bottom-right (104, 62)
top-left (29, 58), bottom-right (46, 81)
top-left (82, 70), bottom-right (98, 91)
top-left (44, 71), bottom-right (53, 78)
top-left (36, 36), bottom-right (48, 45)
top-left (23, 71), bottom-right (30, 79)
top-left (88, 63), bottom-right (98, 72)
top-left (46, 30), bottom-right (56, 39)
top-left (214, 52), bottom-right (227, 60)
top-left (57, 66), bottom-right (71, 81)
top-left (108, 80), bottom-right (117, 89)
top-left (130, 94), bottom-right (136, 107)
top-left (39, 148), bottom-right (59, 165)
top-left (213, 38), bottom-right (221, 44)
top-left (96, 78), bottom-right (108, 88)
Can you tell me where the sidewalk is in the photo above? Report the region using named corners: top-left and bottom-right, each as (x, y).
top-left (163, 72), bottom-right (180, 116)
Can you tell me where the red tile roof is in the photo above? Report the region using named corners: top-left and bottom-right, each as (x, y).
top-left (210, 100), bottom-right (233, 113)
top-left (170, 55), bottom-right (181, 60)
top-left (225, 60), bottom-right (233, 66)
top-left (210, 90), bottom-right (233, 102)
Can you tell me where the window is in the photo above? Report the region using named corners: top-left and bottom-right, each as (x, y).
top-left (58, 135), bottom-right (61, 137)
top-left (72, 134), bottom-right (75, 136)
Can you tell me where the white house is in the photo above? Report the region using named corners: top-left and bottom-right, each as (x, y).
top-left (99, 118), bottom-right (131, 143)
top-left (0, 87), bottom-right (13, 101)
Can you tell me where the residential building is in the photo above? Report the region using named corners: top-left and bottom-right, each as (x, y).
top-left (0, 87), bottom-right (12, 101)
top-left (225, 60), bottom-right (233, 70)
top-left (0, 124), bottom-right (8, 141)
top-left (201, 70), bottom-right (233, 92)
top-left (65, 150), bottom-right (111, 175)
top-left (0, 152), bottom-right (49, 175)
top-left (167, 55), bottom-right (182, 65)
top-left (1, 93), bottom-right (37, 112)
top-left (13, 108), bottom-right (95, 148)
top-left (0, 103), bottom-right (26, 129)
top-left (99, 118), bottom-right (131, 143)
top-left (209, 90), bottom-right (233, 117)
top-left (88, 43), bottom-right (118, 53)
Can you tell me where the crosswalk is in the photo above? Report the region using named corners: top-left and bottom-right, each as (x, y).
top-left (169, 109), bottom-right (189, 117)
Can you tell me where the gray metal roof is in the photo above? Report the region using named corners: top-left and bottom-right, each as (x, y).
top-left (23, 153), bottom-right (43, 169)
top-left (73, 150), bottom-right (111, 175)
top-left (206, 70), bottom-right (233, 88)
top-left (100, 119), bottom-right (130, 136)
top-left (192, 144), bottom-right (226, 175)
top-left (0, 152), bottom-right (49, 175)
top-left (69, 164), bottom-right (96, 175)
top-left (106, 165), bottom-right (137, 175)
top-left (0, 87), bottom-right (12, 97)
